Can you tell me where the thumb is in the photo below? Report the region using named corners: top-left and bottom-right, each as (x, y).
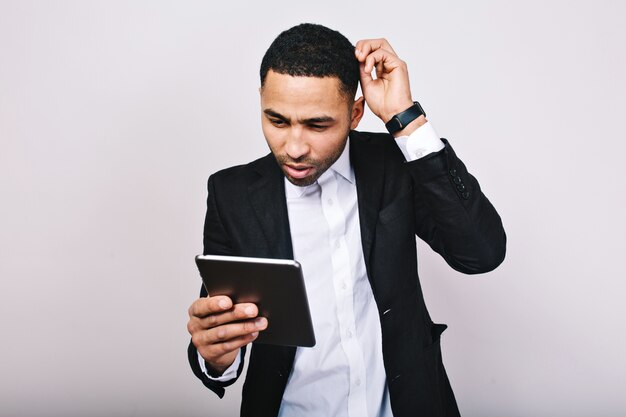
top-left (359, 62), bottom-right (374, 91)
top-left (359, 62), bottom-right (374, 88)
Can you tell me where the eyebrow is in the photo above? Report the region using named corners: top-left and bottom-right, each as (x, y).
top-left (263, 109), bottom-right (335, 124)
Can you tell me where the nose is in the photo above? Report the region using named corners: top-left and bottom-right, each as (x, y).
top-left (284, 127), bottom-right (310, 160)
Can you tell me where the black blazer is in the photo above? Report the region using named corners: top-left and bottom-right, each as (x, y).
top-left (188, 130), bottom-right (506, 417)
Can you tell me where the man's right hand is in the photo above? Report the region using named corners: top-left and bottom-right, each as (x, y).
top-left (187, 295), bottom-right (268, 375)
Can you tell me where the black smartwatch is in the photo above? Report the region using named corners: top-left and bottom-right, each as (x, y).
top-left (385, 101), bottom-right (426, 134)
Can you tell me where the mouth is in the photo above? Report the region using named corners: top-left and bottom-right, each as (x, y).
top-left (284, 164), bottom-right (315, 179)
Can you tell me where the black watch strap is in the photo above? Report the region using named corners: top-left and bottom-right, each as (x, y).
top-left (385, 101), bottom-right (426, 134)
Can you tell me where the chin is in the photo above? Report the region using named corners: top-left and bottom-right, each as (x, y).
top-left (285, 174), bottom-right (318, 187)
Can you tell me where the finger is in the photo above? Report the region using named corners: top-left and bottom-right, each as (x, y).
top-left (198, 332), bottom-right (258, 364)
top-left (355, 38), bottom-right (397, 62)
top-left (188, 295), bottom-right (233, 318)
top-left (363, 48), bottom-right (404, 75)
top-left (356, 39), bottom-right (392, 60)
top-left (364, 48), bottom-right (402, 74)
top-left (189, 302), bottom-right (259, 333)
top-left (359, 62), bottom-right (374, 88)
top-left (375, 61), bottom-right (384, 79)
top-left (200, 317), bottom-right (269, 346)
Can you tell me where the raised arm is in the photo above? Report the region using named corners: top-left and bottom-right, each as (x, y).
top-left (355, 38), bottom-right (506, 273)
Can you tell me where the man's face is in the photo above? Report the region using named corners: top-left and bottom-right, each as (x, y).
top-left (260, 70), bottom-right (364, 186)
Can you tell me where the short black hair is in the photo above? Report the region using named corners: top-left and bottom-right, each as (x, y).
top-left (260, 23), bottom-right (359, 100)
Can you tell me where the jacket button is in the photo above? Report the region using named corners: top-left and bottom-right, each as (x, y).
top-left (462, 191), bottom-right (470, 199)
top-left (456, 183), bottom-right (466, 192)
top-left (453, 176), bottom-right (462, 185)
top-left (449, 168), bottom-right (457, 177)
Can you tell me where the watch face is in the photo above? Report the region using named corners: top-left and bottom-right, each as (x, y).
top-left (385, 117), bottom-right (402, 133)
top-left (386, 102), bottom-right (424, 133)
top-left (413, 101), bottom-right (425, 118)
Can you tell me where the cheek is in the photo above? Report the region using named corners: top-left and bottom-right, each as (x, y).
top-left (261, 124), bottom-right (284, 153)
top-left (312, 132), bottom-right (347, 159)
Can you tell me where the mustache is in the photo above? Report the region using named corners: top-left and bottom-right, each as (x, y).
top-left (275, 154), bottom-right (317, 165)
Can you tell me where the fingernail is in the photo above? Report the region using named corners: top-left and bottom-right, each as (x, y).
top-left (251, 332), bottom-right (259, 338)
top-left (355, 49), bottom-right (361, 56)
top-left (218, 299), bottom-right (229, 309)
top-left (245, 306), bottom-right (255, 316)
top-left (255, 317), bottom-right (267, 328)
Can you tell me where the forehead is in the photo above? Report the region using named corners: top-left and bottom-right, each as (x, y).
top-left (261, 70), bottom-right (348, 112)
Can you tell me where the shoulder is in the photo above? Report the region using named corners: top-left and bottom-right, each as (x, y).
top-left (349, 129), bottom-right (395, 145)
top-left (349, 129), bottom-right (405, 163)
top-left (208, 153), bottom-right (278, 188)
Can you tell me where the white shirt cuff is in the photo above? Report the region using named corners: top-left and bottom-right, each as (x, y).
top-left (394, 121), bottom-right (445, 161)
top-left (199, 349), bottom-right (241, 382)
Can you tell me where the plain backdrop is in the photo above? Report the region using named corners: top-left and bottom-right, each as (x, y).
top-left (1, 1), bottom-right (625, 416)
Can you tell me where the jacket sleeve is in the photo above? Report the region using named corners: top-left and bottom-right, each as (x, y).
top-left (187, 175), bottom-right (247, 398)
top-left (407, 139), bottom-right (506, 274)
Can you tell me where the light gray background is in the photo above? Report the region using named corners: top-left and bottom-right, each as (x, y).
top-left (1, 1), bottom-right (624, 416)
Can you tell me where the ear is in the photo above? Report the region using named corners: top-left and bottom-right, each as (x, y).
top-left (350, 96), bottom-right (365, 129)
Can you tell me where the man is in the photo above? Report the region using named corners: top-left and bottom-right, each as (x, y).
top-left (187, 23), bottom-right (506, 417)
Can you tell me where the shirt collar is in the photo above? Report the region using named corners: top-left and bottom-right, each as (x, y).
top-left (330, 138), bottom-right (354, 185)
top-left (284, 137), bottom-right (354, 199)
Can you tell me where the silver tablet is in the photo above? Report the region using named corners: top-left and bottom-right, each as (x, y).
top-left (195, 254), bottom-right (316, 348)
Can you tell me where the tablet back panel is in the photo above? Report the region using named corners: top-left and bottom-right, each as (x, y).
top-left (195, 255), bottom-right (316, 347)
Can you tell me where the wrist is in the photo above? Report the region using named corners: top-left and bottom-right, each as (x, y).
top-left (205, 360), bottom-right (229, 377)
top-left (383, 99), bottom-right (415, 123)
top-left (392, 115), bottom-right (427, 137)
top-left (385, 101), bottom-right (427, 136)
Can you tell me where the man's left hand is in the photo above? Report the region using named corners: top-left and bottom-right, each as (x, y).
top-left (355, 38), bottom-right (426, 136)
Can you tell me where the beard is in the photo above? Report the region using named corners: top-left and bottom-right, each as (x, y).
top-left (273, 140), bottom-right (347, 187)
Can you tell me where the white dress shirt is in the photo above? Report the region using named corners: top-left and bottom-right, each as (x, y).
top-left (201, 123), bottom-right (444, 417)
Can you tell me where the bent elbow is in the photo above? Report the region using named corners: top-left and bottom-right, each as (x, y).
top-left (472, 239), bottom-right (506, 274)
top-left (446, 231), bottom-right (507, 275)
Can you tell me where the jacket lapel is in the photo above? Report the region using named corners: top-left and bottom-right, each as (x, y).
top-left (247, 154), bottom-right (294, 260)
top-left (349, 131), bottom-right (385, 274)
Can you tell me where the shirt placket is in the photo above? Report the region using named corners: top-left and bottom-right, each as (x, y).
top-left (319, 173), bottom-right (369, 417)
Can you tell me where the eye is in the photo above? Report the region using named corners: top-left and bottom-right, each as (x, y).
top-left (309, 124), bottom-right (328, 131)
top-left (270, 119), bottom-right (286, 127)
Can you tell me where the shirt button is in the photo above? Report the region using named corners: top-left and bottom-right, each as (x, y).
top-left (341, 282), bottom-right (347, 290)
top-left (355, 378), bottom-right (361, 386)
top-left (346, 330), bottom-right (352, 338)
top-left (327, 198), bottom-right (333, 205)
top-left (335, 241), bottom-right (341, 249)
